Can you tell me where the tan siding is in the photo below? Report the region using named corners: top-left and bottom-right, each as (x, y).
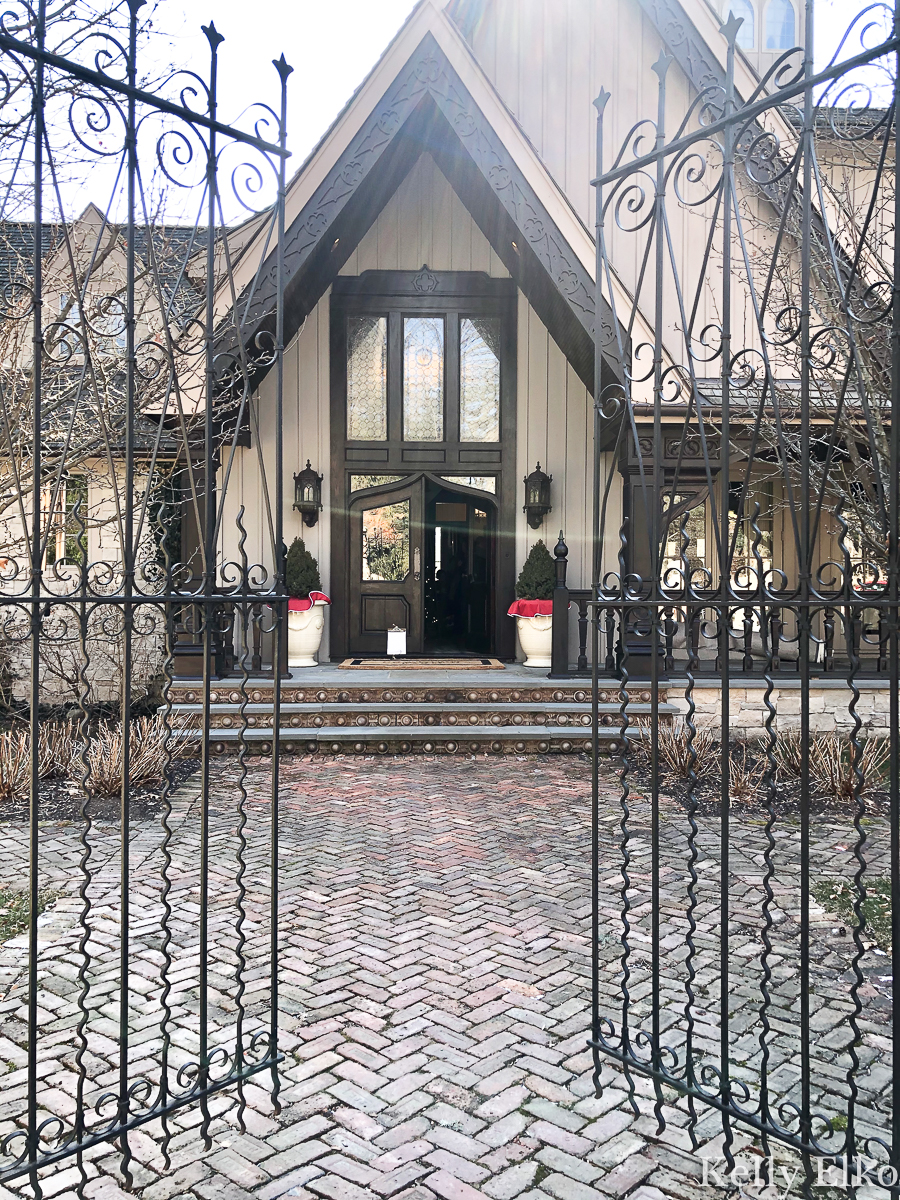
top-left (514, 290), bottom-right (620, 663)
top-left (462, 0), bottom-right (737, 366)
top-left (337, 155), bottom-right (510, 278)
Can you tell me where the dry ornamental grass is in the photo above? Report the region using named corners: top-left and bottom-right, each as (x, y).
top-left (655, 723), bottom-right (717, 780)
top-left (773, 729), bottom-right (889, 802)
top-left (728, 743), bottom-right (766, 802)
top-left (0, 716), bottom-right (192, 802)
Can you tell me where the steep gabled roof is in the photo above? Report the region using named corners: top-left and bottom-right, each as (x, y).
top-left (232, 0), bottom-right (622, 396)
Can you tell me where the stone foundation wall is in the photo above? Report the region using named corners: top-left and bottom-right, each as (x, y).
top-left (668, 681), bottom-right (892, 738)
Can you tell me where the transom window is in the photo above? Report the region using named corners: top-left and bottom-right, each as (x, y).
top-left (342, 299), bottom-right (506, 445)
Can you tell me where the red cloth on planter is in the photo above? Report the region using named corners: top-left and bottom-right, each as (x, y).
top-left (507, 598), bottom-right (553, 618)
top-left (288, 592), bottom-right (331, 612)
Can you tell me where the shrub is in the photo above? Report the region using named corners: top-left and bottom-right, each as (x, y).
top-left (285, 537), bottom-right (321, 599)
top-left (39, 721), bottom-right (78, 779)
top-left (0, 731), bottom-right (29, 802)
top-left (515, 540), bottom-right (555, 600)
top-left (83, 717), bottom-right (193, 797)
top-left (810, 734), bottom-right (888, 803)
top-left (0, 722), bottom-right (78, 802)
top-left (656, 723), bottom-right (717, 779)
top-left (729, 743), bottom-right (765, 802)
top-left (773, 730), bottom-right (889, 802)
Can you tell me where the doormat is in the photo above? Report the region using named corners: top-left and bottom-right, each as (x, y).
top-left (339, 657), bottom-right (505, 670)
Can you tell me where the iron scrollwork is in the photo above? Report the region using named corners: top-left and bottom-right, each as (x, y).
top-left (0, 2), bottom-right (291, 1189)
top-left (590, 2), bottom-right (899, 1190)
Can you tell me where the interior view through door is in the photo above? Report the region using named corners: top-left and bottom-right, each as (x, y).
top-left (348, 476), bottom-right (496, 657)
top-left (424, 481), bottom-right (495, 655)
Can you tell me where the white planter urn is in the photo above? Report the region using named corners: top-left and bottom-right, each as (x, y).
top-left (515, 613), bottom-right (553, 668)
top-left (287, 599), bottom-right (327, 668)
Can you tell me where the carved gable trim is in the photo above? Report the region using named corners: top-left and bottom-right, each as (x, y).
top-left (235, 31), bottom-right (619, 395)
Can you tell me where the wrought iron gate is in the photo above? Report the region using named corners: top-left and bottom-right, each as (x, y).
top-left (0, 1), bottom-right (289, 1190)
top-left (590, 0), bottom-right (899, 1190)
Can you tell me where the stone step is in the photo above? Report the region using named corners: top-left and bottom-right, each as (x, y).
top-left (193, 724), bottom-right (626, 756)
top-left (173, 701), bottom-right (678, 733)
top-left (168, 679), bottom-right (674, 753)
top-left (170, 684), bottom-right (667, 706)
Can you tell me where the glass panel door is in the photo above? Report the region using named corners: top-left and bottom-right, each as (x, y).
top-left (362, 501), bottom-right (410, 582)
top-left (349, 479), bottom-right (424, 654)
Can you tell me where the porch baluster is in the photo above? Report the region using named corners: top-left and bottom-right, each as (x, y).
top-left (769, 611), bottom-right (782, 671)
top-left (847, 604), bottom-right (861, 670)
top-left (742, 605), bottom-right (753, 673)
top-left (251, 602), bottom-right (263, 673)
top-left (823, 607), bottom-right (835, 672)
top-left (550, 531), bottom-right (570, 678)
top-left (605, 608), bottom-right (616, 671)
top-left (663, 607), bottom-right (675, 673)
top-left (576, 598), bottom-right (589, 672)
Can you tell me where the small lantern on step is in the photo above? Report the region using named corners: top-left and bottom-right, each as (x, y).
top-left (523, 462), bottom-right (552, 529)
top-left (293, 460), bottom-right (323, 527)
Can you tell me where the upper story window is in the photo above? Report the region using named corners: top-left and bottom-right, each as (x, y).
top-left (731, 0), bottom-right (755, 49)
top-left (57, 291), bottom-right (126, 358)
top-left (459, 317), bottom-right (501, 441)
top-left (403, 316), bottom-right (444, 441)
top-left (347, 316), bottom-right (387, 440)
top-left (339, 274), bottom-right (510, 446)
top-left (765, 0), bottom-right (795, 49)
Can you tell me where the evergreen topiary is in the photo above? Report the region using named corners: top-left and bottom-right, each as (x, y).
top-left (515, 539), bottom-right (555, 600)
top-left (285, 537), bottom-right (321, 598)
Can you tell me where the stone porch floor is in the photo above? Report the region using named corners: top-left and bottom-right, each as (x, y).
top-left (0, 756), bottom-right (891, 1200)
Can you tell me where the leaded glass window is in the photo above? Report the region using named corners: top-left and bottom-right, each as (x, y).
top-left (350, 475), bottom-right (404, 492)
top-left (441, 476), bottom-right (497, 494)
top-left (347, 316), bottom-right (387, 440)
top-left (361, 501), bottom-right (409, 582)
top-left (403, 316), bottom-right (444, 441)
top-left (459, 317), bottom-right (500, 441)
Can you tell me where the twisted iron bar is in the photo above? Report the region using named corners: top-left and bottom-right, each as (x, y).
top-left (590, 0), bottom-right (897, 1181)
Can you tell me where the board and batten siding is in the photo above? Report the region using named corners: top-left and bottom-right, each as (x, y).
top-left (219, 152), bottom-right (620, 663)
top-left (461, 0), bottom-right (817, 388)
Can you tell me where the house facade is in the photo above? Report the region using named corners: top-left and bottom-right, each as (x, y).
top-left (215, 0), bottom-right (858, 675)
top-left (7, 0), bottom-right (875, 705)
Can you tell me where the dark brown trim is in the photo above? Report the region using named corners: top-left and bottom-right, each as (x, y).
top-left (330, 271), bottom-right (516, 659)
top-left (230, 32), bottom-right (621, 398)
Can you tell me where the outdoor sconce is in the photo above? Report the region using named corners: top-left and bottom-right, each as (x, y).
top-left (523, 462), bottom-right (552, 529)
top-left (293, 460), bottom-right (323, 527)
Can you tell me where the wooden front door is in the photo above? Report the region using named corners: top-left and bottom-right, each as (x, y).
top-left (348, 478), bottom-right (424, 654)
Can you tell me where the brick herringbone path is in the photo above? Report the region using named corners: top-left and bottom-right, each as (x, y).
top-left (0, 756), bottom-right (891, 1200)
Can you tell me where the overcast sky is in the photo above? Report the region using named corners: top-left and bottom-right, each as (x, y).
top-left (152, 0), bottom-right (419, 168)
top-left (33, 0), bottom-right (870, 225)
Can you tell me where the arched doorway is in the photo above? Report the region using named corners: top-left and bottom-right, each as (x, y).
top-left (347, 473), bottom-right (498, 656)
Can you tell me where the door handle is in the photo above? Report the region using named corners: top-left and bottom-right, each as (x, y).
top-left (414, 548), bottom-right (421, 581)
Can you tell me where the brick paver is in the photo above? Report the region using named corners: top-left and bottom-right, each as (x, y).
top-left (0, 755), bottom-right (891, 1200)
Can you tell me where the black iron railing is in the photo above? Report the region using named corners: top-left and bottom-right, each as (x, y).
top-left (0, 5), bottom-right (290, 1186)
top-left (589, 1), bottom-right (899, 1188)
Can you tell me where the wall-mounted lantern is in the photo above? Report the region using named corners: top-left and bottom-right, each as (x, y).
top-left (523, 462), bottom-right (552, 529)
top-left (293, 460), bottom-right (323, 527)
